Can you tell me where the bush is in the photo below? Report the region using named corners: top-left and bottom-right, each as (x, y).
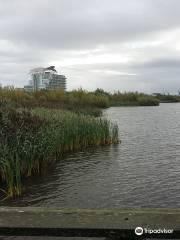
top-left (137, 96), bottom-right (160, 106)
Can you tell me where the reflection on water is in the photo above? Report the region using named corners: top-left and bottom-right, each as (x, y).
top-left (2, 103), bottom-right (180, 207)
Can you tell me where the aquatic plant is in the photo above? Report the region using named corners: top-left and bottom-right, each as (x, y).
top-left (155, 94), bottom-right (180, 103)
top-left (0, 88), bottom-right (161, 111)
top-left (0, 88), bottom-right (109, 115)
top-left (137, 96), bottom-right (159, 106)
top-left (0, 104), bottom-right (119, 198)
top-left (109, 91), bottom-right (160, 106)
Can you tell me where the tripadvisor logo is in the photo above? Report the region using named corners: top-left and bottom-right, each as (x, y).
top-left (135, 226), bottom-right (173, 236)
top-left (135, 227), bottom-right (143, 236)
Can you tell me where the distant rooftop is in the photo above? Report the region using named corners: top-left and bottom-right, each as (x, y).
top-left (30, 66), bottom-right (57, 74)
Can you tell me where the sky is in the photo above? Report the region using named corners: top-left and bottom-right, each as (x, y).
top-left (0, 0), bottom-right (180, 93)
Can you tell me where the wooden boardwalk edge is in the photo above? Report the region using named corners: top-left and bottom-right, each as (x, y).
top-left (0, 207), bottom-right (180, 239)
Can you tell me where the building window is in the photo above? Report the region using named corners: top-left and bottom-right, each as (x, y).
top-left (44, 72), bottom-right (50, 79)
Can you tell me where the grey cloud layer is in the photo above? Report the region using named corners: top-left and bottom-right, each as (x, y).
top-left (0, 0), bottom-right (180, 92)
top-left (1, 0), bottom-right (180, 49)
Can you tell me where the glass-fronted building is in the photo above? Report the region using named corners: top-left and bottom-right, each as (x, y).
top-left (24, 66), bottom-right (66, 91)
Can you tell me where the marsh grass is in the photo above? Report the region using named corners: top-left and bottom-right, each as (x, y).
top-left (0, 88), bottom-right (109, 116)
top-left (0, 103), bottom-right (119, 198)
top-left (0, 88), bottom-right (160, 113)
top-left (108, 91), bottom-right (160, 106)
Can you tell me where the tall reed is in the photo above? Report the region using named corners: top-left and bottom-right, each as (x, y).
top-left (0, 104), bottom-right (119, 198)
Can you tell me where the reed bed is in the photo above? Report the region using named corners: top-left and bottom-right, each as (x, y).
top-left (0, 103), bottom-right (119, 198)
top-left (0, 88), bottom-right (160, 112)
top-left (0, 88), bottom-right (109, 115)
top-left (109, 92), bottom-right (160, 106)
top-left (31, 107), bottom-right (119, 151)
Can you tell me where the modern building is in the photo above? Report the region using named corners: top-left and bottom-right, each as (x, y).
top-left (24, 66), bottom-right (66, 91)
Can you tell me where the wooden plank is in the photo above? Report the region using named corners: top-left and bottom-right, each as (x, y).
top-left (0, 207), bottom-right (180, 239)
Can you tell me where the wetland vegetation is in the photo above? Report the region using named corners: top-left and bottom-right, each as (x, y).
top-left (0, 88), bottom-right (118, 198)
top-left (0, 87), bottom-right (168, 198)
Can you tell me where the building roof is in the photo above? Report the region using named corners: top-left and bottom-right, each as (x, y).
top-left (46, 66), bottom-right (57, 72)
top-left (30, 66), bottom-right (57, 74)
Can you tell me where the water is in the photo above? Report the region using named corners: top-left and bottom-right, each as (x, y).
top-left (2, 103), bottom-right (180, 208)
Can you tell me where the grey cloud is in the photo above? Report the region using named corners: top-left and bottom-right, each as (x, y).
top-left (1, 0), bottom-right (180, 49)
top-left (133, 57), bottom-right (180, 69)
top-left (0, 0), bottom-right (180, 92)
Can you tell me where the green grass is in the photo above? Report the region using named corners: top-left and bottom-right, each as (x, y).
top-left (0, 103), bottom-right (119, 198)
top-left (32, 107), bottom-right (119, 150)
top-left (0, 88), bottom-right (160, 111)
top-left (155, 94), bottom-right (180, 103)
top-left (0, 88), bottom-right (109, 116)
top-left (109, 92), bottom-right (160, 106)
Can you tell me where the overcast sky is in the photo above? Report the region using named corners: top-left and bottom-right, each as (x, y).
top-left (0, 0), bottom-right (180, 93)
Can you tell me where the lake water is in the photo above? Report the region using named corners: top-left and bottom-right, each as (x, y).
top-left (3, 103), bottom-right (180, 208)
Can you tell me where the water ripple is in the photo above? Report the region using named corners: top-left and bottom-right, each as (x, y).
top-left (2, 103), bottom-right (180, 208)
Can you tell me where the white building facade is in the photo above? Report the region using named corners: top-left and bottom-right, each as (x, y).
top-left (24, 66), bottom-right (66, 91)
